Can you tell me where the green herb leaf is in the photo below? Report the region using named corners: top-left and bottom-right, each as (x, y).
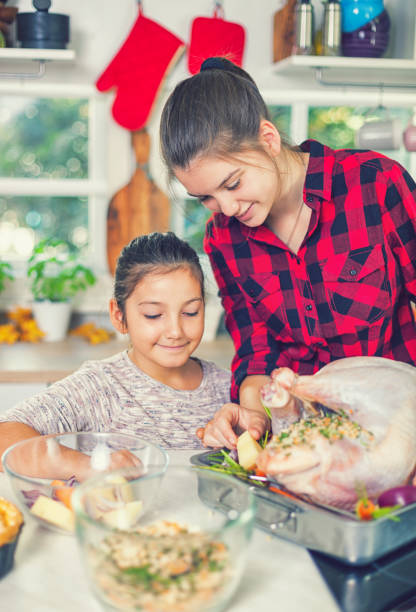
top-left (262, 403), bottom-right (272, 419)
top-left (372, 505), bottom-right (401, 521)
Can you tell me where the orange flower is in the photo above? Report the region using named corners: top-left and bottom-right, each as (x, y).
top-left (70, 322), bottom-right (114, 344)
top-left (70, 322), bottom-right (95, 337)
top-left (19, 319), bottom-right (45, 343)
top-left (7, 307), bottom-right (32, 324)
top-left (0, 324), bottom-right (19, 344)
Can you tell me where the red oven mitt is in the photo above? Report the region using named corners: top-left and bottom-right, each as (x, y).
top-left (96, 6), bottom-right (185, 130)
top-left (187, 6), bottom-right (246, 75)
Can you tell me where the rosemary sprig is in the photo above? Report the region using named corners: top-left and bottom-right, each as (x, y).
top-left (196, 434), bottom-right (271, 488)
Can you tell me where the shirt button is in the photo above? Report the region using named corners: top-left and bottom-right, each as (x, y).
top-left (306, 304), bottom-right (313, 311)
top-left (349, 269), bottom-right (357, 277)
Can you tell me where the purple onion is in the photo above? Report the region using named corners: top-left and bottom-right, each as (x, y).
top-left (378, 486), bottom-right (416, 508)
top-left (22, 489), bottom-right (42, 509)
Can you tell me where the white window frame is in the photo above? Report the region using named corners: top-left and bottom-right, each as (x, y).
top-left (0, 81), bottom-right (133, 311)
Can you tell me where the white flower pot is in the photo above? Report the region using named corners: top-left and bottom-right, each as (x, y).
top-left (32, 301), bottom-right (72, 342)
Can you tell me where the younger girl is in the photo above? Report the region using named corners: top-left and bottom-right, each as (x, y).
top-left (0, 232), bottom-right (231, 475)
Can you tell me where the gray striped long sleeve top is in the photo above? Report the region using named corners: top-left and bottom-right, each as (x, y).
top-left (0, 351), bottom-right (231, 449)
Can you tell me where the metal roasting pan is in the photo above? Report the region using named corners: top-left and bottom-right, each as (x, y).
top-left (190, 450), bottom-right (416, 567)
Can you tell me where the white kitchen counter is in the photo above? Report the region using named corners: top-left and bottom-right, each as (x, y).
top-left (0, 450), bottom-right (339, 612)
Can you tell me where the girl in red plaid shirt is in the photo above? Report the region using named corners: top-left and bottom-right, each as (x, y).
top-left (160, 57), bottom-right (416, 450)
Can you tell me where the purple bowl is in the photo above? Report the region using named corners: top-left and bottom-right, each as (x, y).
top-left (342, 47), bottom-right (386, 58)
top-left (342, 38), bottom-right (389, 51)
top-left (341, 9), bottom-right (390, 58)
top-left (342, 24), bottom-right (389, 57)
top-left (342, 45), bottom-right (387, 58)
top-left (342, 27), bottom-right (389, 42)
top-left (342, 43), bottom-right (388, 58)
top-left (342, 42), bottom-right (389, 58)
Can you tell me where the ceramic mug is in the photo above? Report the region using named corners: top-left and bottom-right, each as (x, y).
top-left (356, 117), bottom-right (402, 151)
top-left (403, 123), bottom-right (416, 152)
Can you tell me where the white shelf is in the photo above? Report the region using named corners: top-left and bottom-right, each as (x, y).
top-left (0, 48), bottom-right (75, 62)
top-left (271, 0), bottom-right (416, 90)
top-left (271, 55), bottom-right (416, 89)
top-left (273, 55), bottom-right (416, 72)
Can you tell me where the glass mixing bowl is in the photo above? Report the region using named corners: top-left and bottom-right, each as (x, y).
top-left (2, 432), bottom-right (168, 535)
top-left (72, 464), bottom-right (256, 612)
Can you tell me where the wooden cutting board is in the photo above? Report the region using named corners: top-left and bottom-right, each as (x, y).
top-left (106, 129), bottom-right (170, 275)
top-left (273, 0), bottom-right (297, 63)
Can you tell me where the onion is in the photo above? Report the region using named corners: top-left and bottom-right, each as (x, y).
top-left (378, 486), bottom-right (416, 508)
top-left (22, 488), bottom-right (42, 509)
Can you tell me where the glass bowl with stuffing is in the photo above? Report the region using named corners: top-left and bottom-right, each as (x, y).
top-left (0, 497), bottom-right (24, 579)
top-left (72, 465), bottom-right (256, 612)
top-left (2, 432), bottom-right (168, 535)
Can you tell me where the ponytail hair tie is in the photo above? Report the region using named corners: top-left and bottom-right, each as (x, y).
top-left (200, 57), bottom-right (227, 72)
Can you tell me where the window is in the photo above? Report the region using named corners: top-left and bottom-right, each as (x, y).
top-left (0, 91), bottom-right (109, 276)
top-left (179, 198), bottom-right (211, 254)
top-left (0, 195), bottom-right (88, 259)
top-left (308, 105), bottom-right (413, 168)
top-left (269, 105), bottom-right (292, 141)
top-left (0, 97), bottom-right (89, 260)
top-left (0, 98), bottom-right (88, 179)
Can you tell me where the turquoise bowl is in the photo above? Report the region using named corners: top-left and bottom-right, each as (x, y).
top-left (341, 0), bottom-right (385, 33)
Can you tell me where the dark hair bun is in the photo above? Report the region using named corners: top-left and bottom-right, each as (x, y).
top-left (200, 57), bottom-right (230, 72)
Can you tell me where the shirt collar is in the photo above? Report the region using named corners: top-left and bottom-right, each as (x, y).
top-left (300, 139), bottom-right (335, 202)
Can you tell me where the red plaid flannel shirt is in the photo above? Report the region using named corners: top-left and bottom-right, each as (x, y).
top-left (204, 140), bottom-right (416, 402)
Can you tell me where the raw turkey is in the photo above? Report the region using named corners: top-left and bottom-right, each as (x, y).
top-left (256, 357), bottom-right (416, 510)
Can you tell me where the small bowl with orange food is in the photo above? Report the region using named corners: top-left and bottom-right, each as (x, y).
top-left (0, 497), bottom-right (24, 579)
top-left (1, 432), bottom-right (168, 535)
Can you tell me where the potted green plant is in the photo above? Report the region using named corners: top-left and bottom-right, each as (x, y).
top-left (28, 238), bottom-right (96, 341)
top-left (0, 262), bottom-right (14, 294)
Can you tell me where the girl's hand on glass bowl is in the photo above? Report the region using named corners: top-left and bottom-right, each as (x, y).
top-left (107, 449), bottom-right (143, 473)
top-left (68, 448), bottom-right (143, 482)
top-left (196, 402), bottom-right (269, 450)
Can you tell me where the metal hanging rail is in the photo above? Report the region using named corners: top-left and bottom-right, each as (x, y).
top-left (0, 59), bottom-right (46, 79)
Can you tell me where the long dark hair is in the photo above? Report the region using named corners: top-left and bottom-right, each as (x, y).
top-left (160, 56), bottom-right (294, 178)
top-left (114, 232), bottom-right (204, 323)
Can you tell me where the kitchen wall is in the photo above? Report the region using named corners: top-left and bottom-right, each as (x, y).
top-left (9, 0), bottom-right (289, 193)
top-left (10, 0), bottom-right (284, 84)
top-left (5, 0), bottom-right (414, 192)
top-left (2, 0), bottom-right (414, 314)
